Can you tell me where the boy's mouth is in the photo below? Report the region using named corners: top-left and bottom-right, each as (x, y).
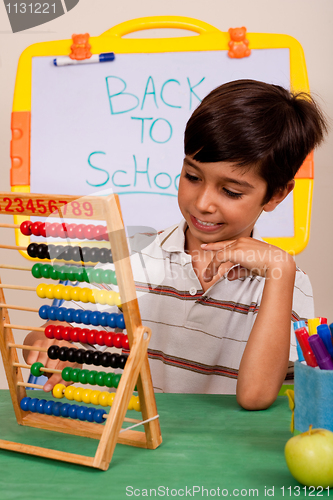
top-left (190, 215), bottom-right (224, 232)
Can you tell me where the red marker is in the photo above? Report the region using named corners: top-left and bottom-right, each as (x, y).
top-left (295, 327), bottom-right (318, 367)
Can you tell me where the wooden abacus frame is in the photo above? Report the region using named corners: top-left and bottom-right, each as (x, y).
top-left (0, 191), bottom-right (162, 470)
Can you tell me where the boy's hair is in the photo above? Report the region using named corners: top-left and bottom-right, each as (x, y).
top-left (184, 79), bottom-right (328, 203)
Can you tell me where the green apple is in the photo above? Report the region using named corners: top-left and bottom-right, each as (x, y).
top-left (285, 426), bottom-right (333, 487)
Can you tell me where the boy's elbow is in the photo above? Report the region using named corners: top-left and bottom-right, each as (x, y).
top-left (236, 387), bottom-right (278, 411)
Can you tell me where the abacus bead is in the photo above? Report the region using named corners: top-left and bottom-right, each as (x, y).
top-left (116, 314), bottom-right (125, 329)
top-left (57, 223), bottom-right (67, 238)
top-left (95, 372), bottom-right (106, 387)
top-left (104, 332), bottom-right (113, 348)
top-left (55, 307), bottom-right (66, 322)
top-left (70, 368), bottom-right (80, 382)
top-left (92, 352), bottom-right (102, 366)
top-left (64, 386), bottom-right (75, 400)
top-left (31, 263), bottom-right (42, 279)
top-left (90, 390), bottom-right (101, 405)
top-left (60, 403), bottom-right (70, 418)
top-left (73, 387), bottom-right (83, 402)
top-left (39, 305), bottom-right (50, 321)
top-left (106, 313), bottom-right (117, 328)
top-left (92, 269), bottom-right (103, 283)
top-left (37, 243), bottom-right (48, 260)
top-left (66, 266), bottom-right (77, 282)
top-left (30, 362), bottom-right (44, 377)
top-left (36, 399), bottom-right (47, 414)
top-left (95, 289), bottom-right (107, 305)
top-left (53, 383), bottom-right (66, 399)
top-left (52, 402), bottom-right (62, 417)
top-left (100, 352), bottom-right (112, 368)
top-left (44, 324), bottom-right (55, 339)
top-left (106, 250), bottom-right (113, 263)
top-left (66, 224), bottom-right (77, 239)
top-left (85, 330), bottom-right (95, 345)
top-left (47, 345), bottom-right (59, 360)
top-left (40, 264), bottom-right (50, 279)
top-left (57, 266), bottom-right (67, 281)
top-left (88, 289), bottom-right (96, 304)
top-left (128, 395), bottom-right (137, 411)
top-left (49, 266), bottom-right (58, 280)
top-left (71, 246), bottom-right (82, 262)
top-left (107, 393), bottom-right (115, 406)
top-left (72, 310), bottom-right (82, 324)
top-left (113, 333), bottom-right (123, 349)
top-left (79, 328), bottom-right (89, 343)
top-left (122, 335), bottom-right (129, 350)
top-left (81, 389), bottom-right (92, 403)
top-left (113, 374), bottom-right (121, 389)
top-left (54, 326), bottom-right (64, 341)
top-left (99, 392), bottom-right (109, 407)
top-left (75, 268), bottom-right (85, 282)
top-left (89, 311), bottom-right (100, 326)
top-left (80, 311), bottom-right (91, 325)
top-left (86, 408), bottom-right (95, 422)
top-left (31, 221), bottom-right (42, 236)
top-left (78, 369), bottom-right (89, 384)
top-left (81, 247), bottom-right (92, 264)
top-left (132, 397), bottom-right (140, 412)
top-left (66, 348), bottom-right (77, 363)
top-left (45, 284), bottom-right (54, 300)
top-left (53, 285), bottom-right (64, 300)
top-left (27, 243), bottom-right (38, 258)
top-left (62, 367), bottom-right (72, 382)
top-left (70, 287), bottom-right (81, 301)
top-left (75, 349), bottom-right (85, 364)
top-left (77, 406), bottom-right (88, 421)
top-left (99, 313), bottom-right (109, 327)
top-left (93, 225), bottom-right (105, 241)
top-left (48, 223), bottom-right (58, 238)
top-left (114, 295), bottom-right (122, 308)
top-left (89, 248), bottom-right (99, 263)
top-left (44, 401), bottom-right (54, 415)
top-left (85, 268), bottom-right (94, 283)
top-left (118, 355), bottom-right (127, 369)
top-left (83, 351), bottom-right (94, 365)
top-left (64, 308), bottom-right (75, 322)
top-left (62, 246), bottom-right (73, 261)
top-left (104, 373), bottom-right (114, 388)
top-left (48, 306), bottom-right (58, 320)
top-left (62, 327), bottom-right (72, 341)
top-left (75, 224), bottom-right (86, 239)
top-left (70, 327), bottom-right (80, 342)
top-left (84, 224), bottom-right (95, 240)
top-left (79, 288), bottom-right (90, 303)
top-left (28, 398), bottom-right (39, 412)
top-left (98, 248), bottom-right (110, 264)
top-left (58, 346), bottom-right (69, 361)
top-left (95, 331), bottom-right (105, 346)
top-left (36, 283), bottom-right (47, 298)
top-left (103, 269), bottom-right (116, 285)
top-left (39, 222), bottom-right (46, 238)
top-left (50, 245), bottom-right (62, 260)
top-left (68, 405), bottom-right (78, 419)
top-left (110, 354), bottom-right (118, 369)
top-left (20, 397), bottom-right (31, 411)
top-left (20, 220), bottom-right (32, 236)
top-left (106, 292), bottom-right (116, 307)
top-left (87, 370), bottom-right (97, 385)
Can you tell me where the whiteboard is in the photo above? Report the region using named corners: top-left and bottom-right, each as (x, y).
top-left (31, 49), bottom-right (293, 236)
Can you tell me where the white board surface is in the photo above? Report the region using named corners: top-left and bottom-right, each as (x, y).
top-left (31, 49), bottom-right (293, 237)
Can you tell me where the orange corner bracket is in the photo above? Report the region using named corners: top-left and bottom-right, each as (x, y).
top-left (10, 111), bottom-right (30, 186)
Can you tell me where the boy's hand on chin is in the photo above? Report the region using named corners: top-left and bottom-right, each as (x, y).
top-left (201, 237), bottom-right (296, 282)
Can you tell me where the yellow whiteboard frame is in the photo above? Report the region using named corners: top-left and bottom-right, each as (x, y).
top-left (11, 16), bottom-right (312, 254)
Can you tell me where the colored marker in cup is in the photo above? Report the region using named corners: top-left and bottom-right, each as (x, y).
top-left (294, 327), bottom-right (318, 367)
top-left (308, 335), bottom-right (333, 370)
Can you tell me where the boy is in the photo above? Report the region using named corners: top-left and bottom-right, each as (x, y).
top-left (24, 80), bottom-right (327, 410)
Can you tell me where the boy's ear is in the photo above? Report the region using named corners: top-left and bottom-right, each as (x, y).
top-left (263, 180), bottom-right (295, 213)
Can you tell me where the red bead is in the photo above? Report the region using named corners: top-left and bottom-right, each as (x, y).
top-left (83, 224), bottom-right (95, 240)
top-left (95, 331), bottom-right (105, 346)
top-left (57, 223), bottom-right (67, 239)
top-left (70, 327), bottom-right (80, 342)
top-left (48, 223), bottom-right (59, 238)
top-left (121, 335), bottom-right (129, 350)
top-left (93, 225), bottom-right (106, 241)
top-left (87, 330), bottom-right (96, 344)
top-left (79, 328), bottom-right (89, 343)
top-left (39, 222), bottom-right (46, 238)
top-left (31, 221), bottom-right (42, 236)
top-left (44, 324), bottom-right (55, 339)
top-left (67, 224), bottom-right (77, 239)
top-left (113, 333), bottom-right (123, 349)
top-left (62, 326), bottom-right (72, 341)
top-left (104, 332), bottom-right (113, 347)
top-left (54, 326), bottom-right (63, 341)
top-left (75, 224), bottom-right (86, 240)
top-left (20, 220), bottom-right (32, 236)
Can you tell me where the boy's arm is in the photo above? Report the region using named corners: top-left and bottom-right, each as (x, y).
top-left (202, 237), bottom-right (296, 410)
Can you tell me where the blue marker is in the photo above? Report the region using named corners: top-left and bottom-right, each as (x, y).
top-left (53, 53), bottom-right (115, 67)
top-left (293, 321), bottom-right (306, 362)
top-left (317, 324), bottom-right (333, 359)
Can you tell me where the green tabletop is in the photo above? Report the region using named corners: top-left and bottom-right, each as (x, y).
top-left (0, 390), bottom-right (328, 500)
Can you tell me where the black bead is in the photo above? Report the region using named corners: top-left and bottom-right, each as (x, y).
top-left (81, 247), bottom-right (92, 263)
top-left (100, 352), bottom-right (112, 367)
top-left (66, 348), bottom-right (77, 363)
top-left (36, 243), bottom-right (48, 260)
top-left (91, 351), bottom-right (102, 366)
top-left (106, 249), bottom-right (113, 263)
top-left (83, 350), bottom-right (94, 365)
top-left (47, 244), bottom-right (55, 260)
top-left (110, 353), bottom-right (119, 369)
top-left (48, 345), bottom-right (59, 360)
top-left (118, 355), bottom-right (127, 369)
top-left (71, 246), bottom-right (82, 262)
top-left (52, 245), bottom-right (63, 260)
top-left (58, 346), bottom-right (69, 361)
top-left (74, 349), bottom-right (85, 364)
top-left (27, 243), bottom-right (38, 258)
top-left (62, 246), bottom-right (73, 261)
top-left (99, 248), bottom-right (113, 264)
top-left (89, 247), bottom-right (100, 263)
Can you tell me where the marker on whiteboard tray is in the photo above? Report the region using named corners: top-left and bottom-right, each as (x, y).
top-left (53, 53), bottom-right (115, 67)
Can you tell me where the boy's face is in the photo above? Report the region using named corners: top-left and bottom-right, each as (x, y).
top-left (178, 156), bottom-right (271, 246)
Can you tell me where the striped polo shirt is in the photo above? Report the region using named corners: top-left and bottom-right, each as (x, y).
top-left (125, 220), bottom-right (314, 394)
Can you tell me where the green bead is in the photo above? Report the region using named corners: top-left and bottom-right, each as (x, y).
top-left (92, 269), bottom-right (103, 283)
top-left (95, 372), bottom-right (106, 387)
top-left (75, 268), bottom-right (85, 282)
top-left (87, 370), bottom-right (97, 385)
top-left (62, 367), bottom-right (72, 382)
top-left (57, 266), bottom-right (67, 281)
top-left (82, 269), bottom-right (89, 282)
top-left (40, 264), bottom-right (51, 279)
top-left (66, 266), bottom-right (78, 282)
top-left (103, 269), bottom-right (117, 285)
top-left (104, 373), bottom-right (114, 388)
top-left (49, 266), bottom-right (59, 280)
top-left (85, 268), bottom-right (94, 283)
top-left (71, 368), bottom-right (80, 382)
top-left (113, 374), bottom-right (121, 388)
top-left (31, 263), bottom-right (42, 279)
top-left (30, 362), bottom-right (44, 377)
top-left (78, 369), bottom-right (89, 384)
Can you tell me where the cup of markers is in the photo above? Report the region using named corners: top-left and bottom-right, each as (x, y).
top-left (292, 318), bottom-right (333, 434)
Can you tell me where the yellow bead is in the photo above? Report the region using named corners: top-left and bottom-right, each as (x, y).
top-left (132, 396), bottom-right (141, 412)
top-left (70, 287), bottom-right (81, 301)
top-left (88, 289), bottom-right (96, 304)
top-left (81, 388), bottom-right (92, 404)
top-left (62, 286), bottom-right (72, 301)
top-left (98, 392), bottom-right (110, 407)
top-left (106, 291), bottom-right (116, 306)
top-left (64, 386), bottom-right (75, 400)
top-left (73, 387), bottom-right (83, 402)
top-left (107, 393), bottom-right (115, 407)
top-left (79, 288), bottom-right (90, 303)
top-left (36, 284), bottom-right (46, 298)
top-left (128, 395), bottom-right (137, 411)
top-left (114, 294), bottom-right (122, 308)
top-left (45, 285), bottom-right (54, 300)
top-left (95, 289), bottom-right (107, 305)
top-left (52, 383), bottom-right (65, 399)
top-left (53, 284), bottom-right (64, 300)
top-left (90, 390), bottom-right (101, 405)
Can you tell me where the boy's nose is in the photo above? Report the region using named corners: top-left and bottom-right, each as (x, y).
top-left (195, 187), bottom-right (217, 213)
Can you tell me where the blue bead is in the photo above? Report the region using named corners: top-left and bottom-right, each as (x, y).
top-left (39, 305), bottom-right (49, 320)
top-left (44, 401), bottom-right (54, 415)
top-left (28, 398), bottom-right (39, 412)
top-left (20, 397), bottom-right (31, 411)
top-left (99, 313), bottom-right (108, 327)
top-left (60, 403), bottom-right (70, 417)
top-left (77, 406), bottom-right (87, 421)
top-left (116, 314), bottom-right (125, 329)
top-left (64, 308), bottom-right (75, 323)
top-left (81, 311), bottom-right (91, 325)
top-left (56, 307), bottom-right (66, 322)
top-left (86, 408), bottom-right (95, 422)
top-left (52, 402), bottom-right (62, 416)
top-left (72, 310), bottom-right (82, 324)
top-left (36, 399), bottom-right (47, 414)
top-left (89, 312), bottom-right (100, 326)
top-left (68, 405), bottom-right (78, 419)
top-left (107, 313), bottom-right (117, 328)
top-left (48, 306), bottom-right (58, 321)
top-left (94, 409), bottom-right (106, 424)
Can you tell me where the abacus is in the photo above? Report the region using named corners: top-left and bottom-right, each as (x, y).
top-left (0, 192), bottom-right (162, 470)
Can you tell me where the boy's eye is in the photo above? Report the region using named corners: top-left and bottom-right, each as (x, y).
top-left (184, 172), bottom-right (199, 182)
top-left (223, 188), bottom-right (243, 199)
